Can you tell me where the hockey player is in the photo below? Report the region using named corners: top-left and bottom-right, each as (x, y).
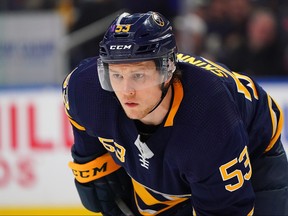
top-left (62, 11), bottom-right (288, 215)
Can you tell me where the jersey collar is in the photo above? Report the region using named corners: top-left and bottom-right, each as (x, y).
top-left (164, 81), bottom-right (184, 127)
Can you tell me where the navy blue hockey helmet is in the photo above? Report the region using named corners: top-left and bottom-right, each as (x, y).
top-left (97, 11), bottom-right (177, 91)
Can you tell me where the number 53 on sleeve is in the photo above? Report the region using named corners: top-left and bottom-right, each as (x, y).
top-left (219, 146), bottom-right (252, 192)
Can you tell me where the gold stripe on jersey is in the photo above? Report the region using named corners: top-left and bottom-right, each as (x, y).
top-left (62, 72), bottom-right (72, 111)
top-left (265, 95), bottom-right (284, 153)
top-left (64, 107), bottom-right (73, 119)
top-left (204, 59), bottom-right (255, 102)
top-left (164, 81), bottom-right (184, 127)
top-left (247, 207), bottom-right (254, 216)
top-left (62, 68), bottom-right (77, 111)
top-left (232, 72), bottom-right (259, 100)
top-left (268, 95), bottom-right (278, 138)
top-left (131, 178), bottom-right (189, 215)
top-left (68, 117), bottom-right (86, 131)
top-left (63, 100), bottom-right (86, 131)
top-left (193, 208), bottom-right (196, 216)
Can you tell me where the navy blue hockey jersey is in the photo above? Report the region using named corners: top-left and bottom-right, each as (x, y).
top-left (62, 53), bottom-right (283, 215)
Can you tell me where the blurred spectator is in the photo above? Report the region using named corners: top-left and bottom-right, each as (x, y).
top-left (220, 7), bottom-right (287, 76)
top-left (222, 0), bottom-right (251, 52)
top-left (122, 0), bottom-right (179, 21)
top-left (56, 0), bottom-right (76, 30)
top-left (173, 12), bottom-right (208, 55)
top-left (173, 0), bottom-right (209, 56)
top-left (203, 0), bottom-right (251, 60)
top-left (0, 0), bottom-right (56, 11)
top-left (205, 0), bottom-right (230, 46)
top-left (277, 0), bottom-right (288, 74)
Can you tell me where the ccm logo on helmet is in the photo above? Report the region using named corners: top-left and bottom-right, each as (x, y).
top-left (110, 45), bottom-right (132, 50)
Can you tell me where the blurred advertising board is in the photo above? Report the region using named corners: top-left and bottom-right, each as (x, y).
top-left (0, 86), bottom-right (95, 215)
top-left (0, 13), bottom-right (66, 86)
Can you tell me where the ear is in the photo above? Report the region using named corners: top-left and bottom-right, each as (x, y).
top-left (168, 59), bottom-right (176, 74)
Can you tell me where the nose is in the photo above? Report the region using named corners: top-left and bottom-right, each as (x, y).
top-left (122, 79), bottom-right (135, 96)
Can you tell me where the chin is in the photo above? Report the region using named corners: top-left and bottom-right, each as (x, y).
top-left (126, 114), bottom-right (141, 120)
top-left (125, 111), bottom-right (146, 120)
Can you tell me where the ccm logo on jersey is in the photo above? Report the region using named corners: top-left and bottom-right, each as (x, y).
top-left (110, 45), bottom-right (132, 50)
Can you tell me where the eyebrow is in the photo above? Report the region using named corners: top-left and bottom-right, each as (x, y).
top-left (109, 68), bottom-right (119, 73)
top-left (109, 68), bottom-right (146, 73)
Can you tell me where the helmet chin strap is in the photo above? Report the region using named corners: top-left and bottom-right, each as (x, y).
top-left (148, 60), bottom-right (175, 114)
top-left (148, 81), bottom-right (171, 114)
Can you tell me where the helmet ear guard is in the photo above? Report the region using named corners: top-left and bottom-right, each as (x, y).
top-left (154, 52), bottom-right (176, 81)
top-left (97, 59), bottom-right (112, 91)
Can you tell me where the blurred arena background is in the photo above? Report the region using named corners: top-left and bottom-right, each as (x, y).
top-left (0, 0), bottom-right (287, 215)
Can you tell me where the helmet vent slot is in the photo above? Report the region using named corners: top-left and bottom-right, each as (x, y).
top-left (114, 33), bottom-right (129, 38)
top-left (136, 44), bottom-right (157, 54)
top-left (100, 47), bottom-right (107, 56)
top-left (140, 33), bottom-right (150, 38)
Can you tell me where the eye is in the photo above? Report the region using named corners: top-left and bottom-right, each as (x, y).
top-left (111, 73), bottom-right (123, 80)
top-left (132, 73), bottom-right (144, 80)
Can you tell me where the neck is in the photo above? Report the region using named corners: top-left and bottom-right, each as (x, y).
top-left (140, 86), bottom-right (173, 125)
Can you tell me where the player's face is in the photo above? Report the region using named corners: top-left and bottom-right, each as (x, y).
top-left (109, 60), bottom-right (163, 120)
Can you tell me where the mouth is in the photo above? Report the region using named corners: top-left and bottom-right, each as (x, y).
top-left (124, 102), bottom-right (138, 108)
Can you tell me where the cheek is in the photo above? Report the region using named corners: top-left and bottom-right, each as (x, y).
top-left (142, 87), bottom-right (162, 102)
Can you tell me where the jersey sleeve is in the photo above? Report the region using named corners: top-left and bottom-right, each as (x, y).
top-left (62, 58), bottom-right (107, 158)
top-left (186, 122), bottom-right (255, 215)
top-left (176, 105), bottom-right (255, 215)
top-left (232, 73), bottom-right (284, 158)
top-left (176, 63), bottom-right (256, 215)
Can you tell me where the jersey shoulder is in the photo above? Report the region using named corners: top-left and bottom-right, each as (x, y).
top-left (176, 53), bottom-right (239, 129)
top-left (172, 54), bottom-right (248, 179)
